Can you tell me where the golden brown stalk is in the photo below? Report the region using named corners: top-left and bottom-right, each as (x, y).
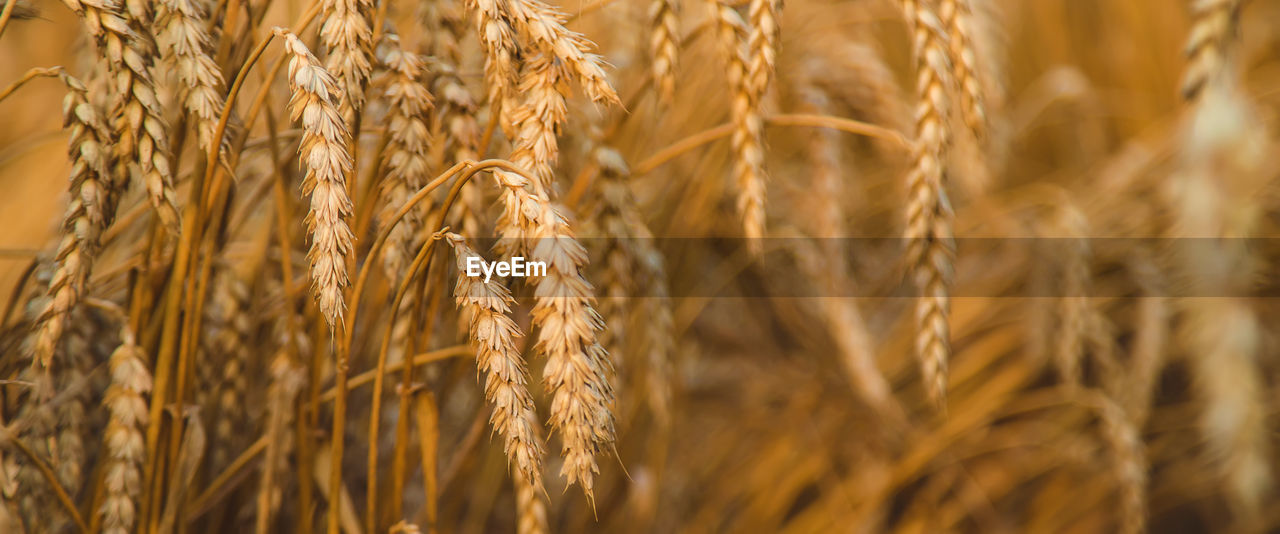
top-left (319, 0), bottom-right (373, 114)
top-left (375, 36), bottom-right (435, 281)
top-left (901, 0), bottom-right (954, 408)
top-left (29, 71), bottom-right (112, 369)
top-left (98, 331), bottom-right (152, 534)
top-left (648, 0), bottom-right (679, 104)
top-left (938, 0), bottom-right (986, 138)
top-left (1180, 0), bottom-right (1242, 101)
top-left (489, 167), bottom-right (615, 504)
top-left (444, 233), bottom-right (545, 493)
top-left (275, 28), bottom-right (356, 329)
top-left (63, 0), bottom-right (181, 232)
top-left (155, 0), bottom-right (229, 160)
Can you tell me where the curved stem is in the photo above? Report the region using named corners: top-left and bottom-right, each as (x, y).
top-left (633, 113), bottom-right (911, 175)
top-left (360, 166), bottom-right (493, 531)
top-left (0, 0), bottom-right (18, 41)
top-left (0, 66), bottom-right (62, 104)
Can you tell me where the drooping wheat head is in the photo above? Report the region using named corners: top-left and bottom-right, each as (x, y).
top-left (275, 28), bottom-right (356, 329)
top-left (445, 232), bottom-right (546, 493)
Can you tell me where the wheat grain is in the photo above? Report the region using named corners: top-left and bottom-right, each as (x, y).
top-left (1085, 393), bottom-right (1147, 534)
top-left (275, 28), bottom-right (356, 329)
top-left (201, 266), bottom-right (252, 474)
top-left (591, 148), bottom-right (674, 426)
top-left (445, 233), bottom-right (546, 492)
top-left (467, 0), bottom-right (521, 131)
top-left (1050, 204), bottom-right (1089, 387)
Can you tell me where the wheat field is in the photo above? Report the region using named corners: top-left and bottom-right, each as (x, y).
top-left (0, 0), bottom-right (1278, 532)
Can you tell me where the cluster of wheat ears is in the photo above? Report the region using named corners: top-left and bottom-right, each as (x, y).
top-left (0, 0), bottom-right (1278, 531)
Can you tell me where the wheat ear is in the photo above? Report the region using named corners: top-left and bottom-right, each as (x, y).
top-left (939, 0), bottom-right (986, 138)
top-left (593, 148), bottom-right (675, 425)
top-left (319, 0), bottom-right (373, 114)
top-left (375, 36), bottom-right (435, 281)
top-left (63, 0), bottom-right (181, 232)
top-left (275, 29), bottom-right (356, 329)
top-left (514, 466), bottom-right (549, 534)
top-left (98, 330), bottom-right (151, 534)
top-left (707, 0), bottom-right (760, 249)
top-left (200, 266), bottom-right (252, 473)
top-left (1175, 80), bottom-right (1272, 523)
top-left (489, 167), bottom-right (615, 504)
top-left (649, 0), bottom-right (679, 104)
top-left (1085, 393), bottom-right (1147, 534)
top-left (29, 71), bottom-right (112, 370)
top-left (901, 0), bottom-right (954, 408)
top-left (467, 0), bottom-right (521, 130)
top-left (155, 0), bottom-right (229, 161)
top-left (1181, 0), bottom-right (1242, 101)
top-left (444, 233), bottom-right (546, 492)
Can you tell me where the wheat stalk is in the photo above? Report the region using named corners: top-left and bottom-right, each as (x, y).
top-left (445, 233), bottom-right (546, 493)
top-left (901, 0), bottom-right (954, 408)
top-left (275, 28), bottom-right (356, 329)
